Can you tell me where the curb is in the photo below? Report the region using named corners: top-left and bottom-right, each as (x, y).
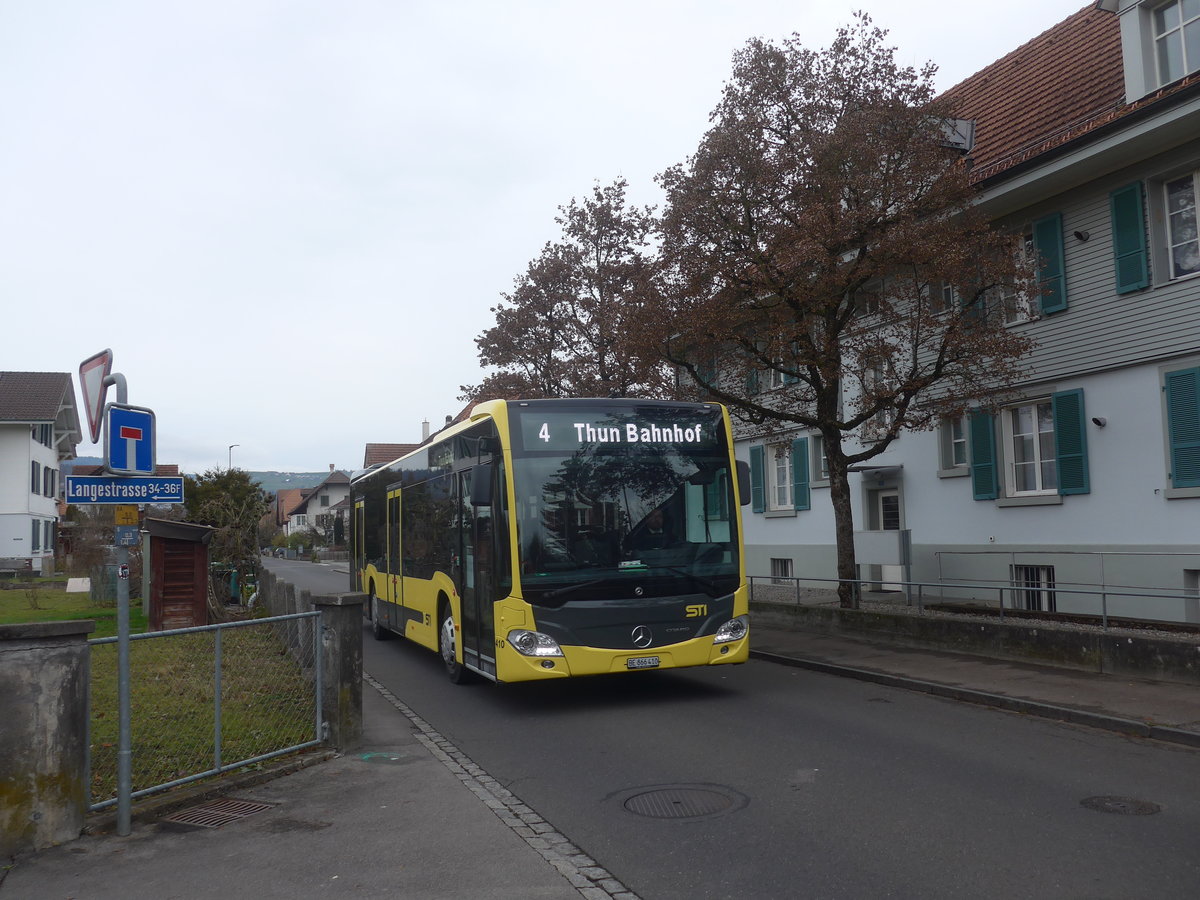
top-left (749, 649), bottom-right (1200, 750)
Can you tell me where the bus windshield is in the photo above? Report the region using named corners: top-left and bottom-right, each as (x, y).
top-left (509, 403), bottom-right (740, 605)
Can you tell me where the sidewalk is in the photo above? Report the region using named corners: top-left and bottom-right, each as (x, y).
top-left (1, 685), bottom-right (592, 900)
top-left (5, 626), bottom-right (1199, 900)
top-left (751, 626), bottom-right (1200, 747)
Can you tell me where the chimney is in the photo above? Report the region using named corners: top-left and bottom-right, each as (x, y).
top-left (329, 464), bottom-right (334, 472)
top-left (422, 419), bottom-right (430, 440)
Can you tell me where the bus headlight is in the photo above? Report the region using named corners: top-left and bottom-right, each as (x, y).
top-left (713, 615), bottom-right (749, 644)
top-left (507, 629), bottom-right (564, 657)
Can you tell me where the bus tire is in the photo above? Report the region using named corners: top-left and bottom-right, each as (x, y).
top-left (369, 590), bottom-right (390, 641)
top-left (439, 605), bottom-right (471, 684)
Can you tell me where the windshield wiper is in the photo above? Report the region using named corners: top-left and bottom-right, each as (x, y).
top-left (656, 566), bottom-right (723, 596)
top-left (541, 578), bottom-right (609, 601)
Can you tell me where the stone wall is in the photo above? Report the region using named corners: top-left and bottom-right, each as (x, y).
top-left (0, 622), bottom-right (93, 856)
top-left (750, 601), bottom-right (1200, 686)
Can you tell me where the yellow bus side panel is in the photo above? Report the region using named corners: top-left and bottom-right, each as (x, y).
top-left (400, 573), bottom-right (457, 653)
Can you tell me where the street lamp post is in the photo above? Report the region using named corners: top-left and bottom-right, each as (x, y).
top-left (228, 444), bottom-right (239, 470)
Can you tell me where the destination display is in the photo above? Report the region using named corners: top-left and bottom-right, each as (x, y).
top-left (515, 410), bottom-right (720, 453)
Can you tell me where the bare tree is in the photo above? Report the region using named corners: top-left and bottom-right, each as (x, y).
top-left (649, 15), bottom-right (1037, 607)
top-left (462, 178), bottom-right (673, 402)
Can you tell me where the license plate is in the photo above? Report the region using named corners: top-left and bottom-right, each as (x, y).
top-left (626, 656), bottom-right (660, 670)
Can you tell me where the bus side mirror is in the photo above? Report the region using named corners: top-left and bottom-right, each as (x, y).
top-left (736, 460), bottom-right (751, 507)
top-left (471, 463), bottom-right (494, 507)
top-left (478, 436), bottom-right (500, 456)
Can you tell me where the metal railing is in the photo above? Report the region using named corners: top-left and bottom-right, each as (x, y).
top-left (87, 611), bottom-right (323, 812)
top-left (748, 574), bottom-right (1198, 629)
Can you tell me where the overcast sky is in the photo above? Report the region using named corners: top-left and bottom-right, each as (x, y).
top-left (2, 0), bottom-right (1089, 475)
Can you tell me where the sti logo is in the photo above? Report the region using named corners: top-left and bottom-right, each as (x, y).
top-left (105, 404), bottom-right (156, 475)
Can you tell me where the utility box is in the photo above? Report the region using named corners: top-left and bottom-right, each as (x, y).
top-left (144, 518), bottom-right (214, 630)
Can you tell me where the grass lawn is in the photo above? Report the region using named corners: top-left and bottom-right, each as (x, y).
top-left (3, 584), bottom-right (317, 803)
top-left (0, 582), bottom-right (146, 639)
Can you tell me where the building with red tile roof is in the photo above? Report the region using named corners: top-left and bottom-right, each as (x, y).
top-left (740, 1), bottom-right (1200, 622)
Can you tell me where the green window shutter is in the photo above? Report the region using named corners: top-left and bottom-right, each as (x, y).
top-left (1032, 213), bottom-right (1067, 314)
top-left (1165, 367), bottom-right (1200, 489)
top-left (749, 445), bottom-right (765, 513)
top-left (969, 410), bottom-right (998, 500)
top-left (791, 438), bottom-right (810, 511)
top-left (1110, 182), bottom-right (1149, 294)
top-left (746, 368), bottom-right (760, 395)
top-left (1052, 389), bottom-right (1090, 495)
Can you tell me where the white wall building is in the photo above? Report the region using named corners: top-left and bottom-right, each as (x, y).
top-left (0, 372), bottom-right (81, 575)
top-left (736, 3), bottom-right (1200, 623)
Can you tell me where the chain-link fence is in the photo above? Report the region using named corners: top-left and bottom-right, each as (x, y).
top-left (88, 612), bottom-right (322, 810)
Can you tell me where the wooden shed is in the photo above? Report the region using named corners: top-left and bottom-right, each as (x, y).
top-left (144, 518), bottom-right (214, 631)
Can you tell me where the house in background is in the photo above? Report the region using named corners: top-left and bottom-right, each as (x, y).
top-left (0, 372), bottom-right (81, 575)
top-left (363, 443), bottom-right (419, 469)
top-left (737, 2), bottom-right (1200, 622)
top-left (285, 467), bottom-right (351, 542)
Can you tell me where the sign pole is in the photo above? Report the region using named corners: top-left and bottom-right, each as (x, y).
top-left (109, 374), bottom-right (133, 838)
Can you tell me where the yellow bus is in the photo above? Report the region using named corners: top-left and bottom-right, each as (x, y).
top-left (350, 398), bottom-right (750, 683)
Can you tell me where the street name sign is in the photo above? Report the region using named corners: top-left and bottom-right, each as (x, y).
top-left (66, 476), bottom-right (185, 505)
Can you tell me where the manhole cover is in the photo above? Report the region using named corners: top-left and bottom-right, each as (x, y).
top-left (162, 797), bottom-right (274, 828)
top-left (621, 785), bottom-right (747, 820)
top-left (1080, 796), bottom-right (1162, 816)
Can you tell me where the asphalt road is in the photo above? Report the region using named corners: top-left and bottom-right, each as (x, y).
top-left (266, 559), bottom-right (1200, 899)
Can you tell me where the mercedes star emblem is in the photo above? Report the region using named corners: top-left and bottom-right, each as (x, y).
top-left (632, 625), bottom-right (653, 648)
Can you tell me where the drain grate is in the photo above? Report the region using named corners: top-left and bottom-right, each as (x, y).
top-left (621, 785), bottom-right (746, 820)
top-left (1080, 796), bottom-right (1162, 816)
top-left (162, 797), bottom-right (274, 828)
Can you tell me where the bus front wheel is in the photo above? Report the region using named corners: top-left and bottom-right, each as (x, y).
top-left (439, 608), bottom-right (470, 684)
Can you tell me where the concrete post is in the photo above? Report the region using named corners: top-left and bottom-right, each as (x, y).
top-left (0, 621), bottom-right (94, 856)
top-left (313, 593), bottom-right (365, 752)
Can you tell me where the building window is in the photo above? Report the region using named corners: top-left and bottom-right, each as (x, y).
top-left (31, 461), bottom-right (41, 495)
top-left (940, 416), bottom-right (969, 470)
top-left (1001, 400), bottom-right (1058, 495)
top-left (44, 520), bottom-right (54, 552)
top-left (931, 280), bottom-right (957, 314)
top-left (811, 434), bottom-right (830, 484)
top-left (43, 467), bottom-right (55, 498)
top-left (971, 392), bottom-right (1089, 501)
top-left (770, 557), bottom-right (793, 584)
top-left (1011, 564), bottom-right (1056, 612)
top-left (769, 444), bottom-right (793, 510)
top-left (1165, 172), bottom-right (1200, 279)
top-left (31, 520), bottom-right (40, 552)
top-left (320, 494), bottom-right (330, 507)
top-left (1153, 0), bottom-right (1200, 86)
top-left (859, 360), bottom-right (894, 440)
top-left (853, 279), bottom-right (883, 317)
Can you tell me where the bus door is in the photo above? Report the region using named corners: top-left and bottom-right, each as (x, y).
top-left (352, 500), bottom-right (365, 592)
top-left (386, 490), bottom-right (402, 629)
top-left (458, 469), bottom-right (496, 675)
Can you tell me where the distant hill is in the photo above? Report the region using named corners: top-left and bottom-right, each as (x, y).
top-left (249, 472), bottom-right (333, 493)
top-left (62, 458), bottom-right (334, 495)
